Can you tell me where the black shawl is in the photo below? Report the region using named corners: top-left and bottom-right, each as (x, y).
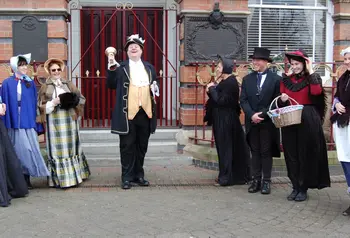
top-left (330, 70), bottom-right (350, 127)
top-left (281, 73), bottom-right (327, 123)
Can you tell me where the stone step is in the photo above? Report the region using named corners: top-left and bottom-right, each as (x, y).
top-left (81, 141), bottom-right (179, 157)
top-left (80, 128), bottom-right (179, 143)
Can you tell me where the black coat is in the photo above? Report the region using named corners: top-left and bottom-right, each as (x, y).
top-left (239, 70), bottom-right (281, 157)
top-left (206, 76), bottom-right (250, 185)
top-left (106, 60), bottom-right (157, 135)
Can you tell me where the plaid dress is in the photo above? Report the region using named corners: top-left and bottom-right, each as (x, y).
top-left (46, 108), bottom-right (90, 188)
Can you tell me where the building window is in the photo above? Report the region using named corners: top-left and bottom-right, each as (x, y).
top-left (247, 0), bottom-right (328, 63)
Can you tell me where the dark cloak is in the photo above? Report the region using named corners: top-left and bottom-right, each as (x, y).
top-left (204, 75), bottom-right (250, 185)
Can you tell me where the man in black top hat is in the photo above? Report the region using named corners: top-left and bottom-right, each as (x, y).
top-left (240, 47), bottom-right (281, 194)
top-left (106, 34), bottom-right (158, 189)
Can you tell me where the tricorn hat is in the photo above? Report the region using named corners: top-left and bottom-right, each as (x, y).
top-left (249, 47), bottom-right (273, 62)
top-left (123, 34), bottom-right (145, 51)
top-left (217, 55), bottom-right (233, 74)
top-left (285, 49), bottom-right (309, 63)
top-left (44, 58), bottom-right (65, 75)
top-left (58, 92), bottom-right (79, 110)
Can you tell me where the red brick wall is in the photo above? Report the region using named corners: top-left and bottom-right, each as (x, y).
top-left (0, 0), bottom-right (68, 82)
top-left (178, 0), bottom-right (248, 126)
top-left (179, 0), bottom-right (248, 12)
top-left (333, 0), bottom-right (350, 61)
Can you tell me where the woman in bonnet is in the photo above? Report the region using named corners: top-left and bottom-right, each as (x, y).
top-left (331, 46), bottom-right (350, 216)
top-left (0, 53), bottom-right (49, 189)
top-left (204, 55), bottom-right (250, 186)
top-left (37, 58), bottom-right (90, 189)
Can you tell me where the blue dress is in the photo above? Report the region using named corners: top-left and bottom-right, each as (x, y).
top-left (1, 75), bottom-right (49, 177)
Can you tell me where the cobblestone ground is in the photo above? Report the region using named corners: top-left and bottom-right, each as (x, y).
top-left (1, 159), bottom-right (349, 238)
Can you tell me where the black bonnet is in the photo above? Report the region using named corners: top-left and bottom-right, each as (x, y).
top-left (217, 55), bottom-right (233, 74)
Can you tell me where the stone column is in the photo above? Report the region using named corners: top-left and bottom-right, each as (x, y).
top-left (176, 0), bottom-right (250, 149)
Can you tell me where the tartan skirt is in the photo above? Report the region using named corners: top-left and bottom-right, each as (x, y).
top-left (46, 108), bottom-right (90, 188)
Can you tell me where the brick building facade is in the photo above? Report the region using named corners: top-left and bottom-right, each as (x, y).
top-left (0, 0), bottom-right (349, 128)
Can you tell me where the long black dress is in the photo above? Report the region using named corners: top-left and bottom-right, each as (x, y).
top-left (279, 73), bottom-right (330, 191)
top-left (205, 76), bottom-right (250, 186)
top-left (0, 119), bottom-right (28, 207)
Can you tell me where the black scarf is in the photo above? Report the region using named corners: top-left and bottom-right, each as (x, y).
top-left (330, 70), bottom-right (350, 127)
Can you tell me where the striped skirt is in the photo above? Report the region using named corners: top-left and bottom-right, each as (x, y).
top-left (46, 108), bottom-right (90, 188)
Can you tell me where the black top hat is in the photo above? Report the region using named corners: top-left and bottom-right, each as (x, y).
top-left (217, 55), bottom-right (233, 74)
top-left (249, 47), bottom-right (273, 62)
top-left (123, 34), bottom-right (145, 51)
top-left (58, 92), bottom-right (80, 110)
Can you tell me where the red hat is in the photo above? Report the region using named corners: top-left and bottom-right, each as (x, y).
top-left (285, 49), bottom-right (309, 63)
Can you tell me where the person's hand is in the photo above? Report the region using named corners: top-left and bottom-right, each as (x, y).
top-left (335, 102), bottom-right (346, 115)
top-left (108, 53), bottom-right (116, 65)
top-left (305, 58), bottom-right (314, 74)
top-left (281, 93), bottom-right (289, 102)
top-left (53, 97), bottom-right (60, 106)
top-left (206, 82), bottom-right (215, 92)
top-left (251, 112), bottom-right (264, 124)
top-left (0, 103), bottom-right (6, 116)
top-left (285, 67), bottom-right (293, 77)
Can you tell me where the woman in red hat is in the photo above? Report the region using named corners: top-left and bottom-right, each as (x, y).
top-left (279, 49), bottom-right (330, 202)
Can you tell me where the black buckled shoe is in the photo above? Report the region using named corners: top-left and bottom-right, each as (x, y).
top-left (261, 181), bottom-right (271, 195)
top-left (294, 191), bottom-right (307, 202)
top-left (132, 178), bottom-right (150, 186)
top-left (287, 189), bottom-right (299, 201)
top-left (342, 205), bottom-right (350, 216)
top-left (122, 181), bottom-right (132, 190)
top-left (248, 180), bottom-right (261, 193)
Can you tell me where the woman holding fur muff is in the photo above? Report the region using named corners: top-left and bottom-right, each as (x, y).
top-left (37, 58), bottom-right (90, 189)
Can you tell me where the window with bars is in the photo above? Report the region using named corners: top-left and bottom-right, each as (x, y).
top-left (247, 1), bottom-right (328, 64)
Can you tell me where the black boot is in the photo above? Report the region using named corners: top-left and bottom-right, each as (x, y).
top-left (24, 174), bottom-right (33, 189)
top-left (261, 181), bottom-right (271, 195)
top-left (248, 180), bottom-right (261, 193)
top-left (287, 189), bottom-right (299, 201)
top-left (295, 190), bottom-right (307, 202)
top-left (342, 205), bottom-right (350, 216)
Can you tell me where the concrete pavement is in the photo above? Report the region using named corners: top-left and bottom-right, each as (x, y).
top-left (1, 158), bottom-right (349, 238)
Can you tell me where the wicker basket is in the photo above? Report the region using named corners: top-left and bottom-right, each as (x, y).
top-left (267, 96), bottom-right (304, 128)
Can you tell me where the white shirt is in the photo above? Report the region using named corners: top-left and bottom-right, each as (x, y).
top-left (45, 78), bottom-right (67, 114)
top-left (258, 73), bottom-right (267, 88)
top-left (129, 59), bottom-right (150, 87)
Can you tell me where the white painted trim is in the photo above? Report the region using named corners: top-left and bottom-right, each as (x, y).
top-left (324, 0), bottom-right (334, 86)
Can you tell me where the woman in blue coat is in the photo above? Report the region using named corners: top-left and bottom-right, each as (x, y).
top-left (1, 53), bottom-right (49, 189)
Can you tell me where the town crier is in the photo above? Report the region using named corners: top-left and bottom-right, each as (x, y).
top-left (106, 34), bottom-right (158, 189)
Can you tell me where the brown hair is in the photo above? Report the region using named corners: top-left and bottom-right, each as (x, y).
top-left (48, 60), bottom-right (62, 70)
top-left (17, 57), bottom-right (28, 67)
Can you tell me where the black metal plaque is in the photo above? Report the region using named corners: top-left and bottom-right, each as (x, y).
top-left (13, 16), bottom-right (48, 62)
top-left (184, 16), bottom-right (248, 64)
